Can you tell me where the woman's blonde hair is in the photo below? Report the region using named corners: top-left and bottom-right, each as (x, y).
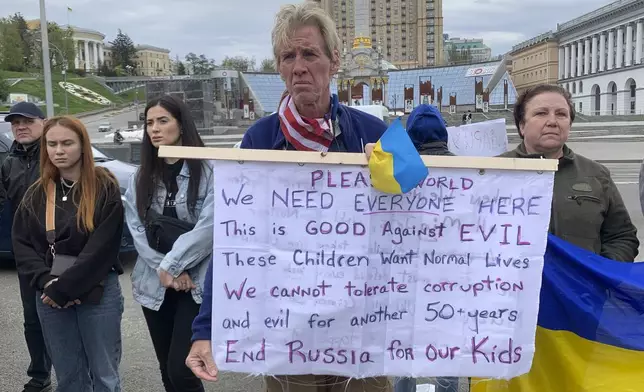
top-left (272, 1), bottom-right (341, 66)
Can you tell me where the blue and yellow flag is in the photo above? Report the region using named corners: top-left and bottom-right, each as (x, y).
top-left (368, 118), bottom-right (428, 194)
top-left (473, 234), bottom-right (644, 392)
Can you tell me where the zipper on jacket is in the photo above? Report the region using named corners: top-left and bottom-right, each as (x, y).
top-left (568, 195), bottom-right (601, 205)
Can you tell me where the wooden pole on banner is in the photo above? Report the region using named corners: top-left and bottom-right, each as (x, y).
top-left (158, 146), bottom-right (559, 172)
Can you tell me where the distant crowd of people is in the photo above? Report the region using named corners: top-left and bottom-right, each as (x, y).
top-left (2, 2), bottom-right (639, 392)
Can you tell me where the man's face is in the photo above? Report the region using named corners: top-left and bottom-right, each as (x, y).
top-left (10, 116), bottom-right (44, 145)
top-left (277, 25), bottom-right (339, 111)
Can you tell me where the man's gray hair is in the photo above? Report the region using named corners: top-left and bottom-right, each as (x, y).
top-left (271, 1), bottom-right (341, 66)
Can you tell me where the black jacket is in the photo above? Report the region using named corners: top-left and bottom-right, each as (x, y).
top-left (417, 141), bottom-right (455, 156)
top-left (0, 140), bottom-right (41, 216)
top-left (12, 168), bottom-right (125, 305)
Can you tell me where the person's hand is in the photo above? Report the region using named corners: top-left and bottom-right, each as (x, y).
top-left (365, 143), bottom-right (376, 160)
top-left (158, 269), bottom-right (175, 288)
top-left (186, 340), bottom-right (218, 382)
top-left (41, 294), bottom-right (61, 309)
top-left (173, 272), bottom-right (196, 292)
top-left (64, 299), bottom-right (81, 308)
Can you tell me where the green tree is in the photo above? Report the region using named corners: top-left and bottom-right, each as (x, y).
top-left (173, 55), bottom-right (186, 75)
top-left (177, 61), bottom-right (186, 75)
top-left (0, 18), bottom-right (25, 71)
top-left (9, 13), bottom-right (34, 69)
top-left (221, 55), bottom-right (255, 72)
top-left (110, 29), bottom-right (137, 70)
top-left (260, 58), bottom-right (275, 72)
top-left (0, 77), bottom-right (9, 102)
top-left (184, 52), bottom-right (216, 75)
top-left (44, 24), bottom-right (76, 71)
top-left (98, 61), bottom-right (117, 77)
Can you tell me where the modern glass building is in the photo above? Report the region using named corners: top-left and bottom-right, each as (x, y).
top-left (386, 60), bottom-right (517, 108)
top-left (240, 60), bottom-right (517, 115)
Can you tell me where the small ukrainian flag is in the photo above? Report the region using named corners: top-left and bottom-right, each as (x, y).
top-left (368, 118), bottom-right (428, 194)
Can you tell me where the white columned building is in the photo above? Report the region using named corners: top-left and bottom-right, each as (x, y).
top-left (599, 33), bottom-right (606, 72)
top-left (584, 38), bottom-right (590, 75)
top-left (556, 0), bottom-right (644, 116)
top-left (637, 20), bottom-right (644, 63)
top-left (616, 27), bottom-right (624, 68)
top-left (65, 26), bottom-right (107, 73)
top-left (591, 35), bottom-right (598, 73)
top-left (564, 46), bottom-right (571, 78)
top-left (559, 47), bottom-right (566, 78)
top-left (607, 29), bottom-right (615, 70)
top-left (570, 42), bottom-right (577, 77)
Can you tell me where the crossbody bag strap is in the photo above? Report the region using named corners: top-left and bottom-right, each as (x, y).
top-left (45, 181), bottom-right (57, 258)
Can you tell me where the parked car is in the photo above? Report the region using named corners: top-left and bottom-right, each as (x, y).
top-left (0, 121), bottom-right (137, 262)
top-left (98, 122), bottom-right (112, 132)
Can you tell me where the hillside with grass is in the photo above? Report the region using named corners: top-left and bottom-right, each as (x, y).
top-left (0, 70), bottom-right (143, 115)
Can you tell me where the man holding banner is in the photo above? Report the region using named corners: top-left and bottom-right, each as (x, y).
top-left (187, 2), bottom-right (390, 391)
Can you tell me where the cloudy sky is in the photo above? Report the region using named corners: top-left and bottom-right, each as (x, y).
top-left (1, 0), bottom-right (612, 63)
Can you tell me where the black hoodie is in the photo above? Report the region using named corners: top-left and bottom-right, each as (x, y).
top-left (12, 168), bottom-right (125, 305)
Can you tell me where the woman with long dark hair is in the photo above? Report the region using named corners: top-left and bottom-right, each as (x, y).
top-left (124, 94), bottom-right (214, 392)
top-left (13, 116), bottom-right (124, 391)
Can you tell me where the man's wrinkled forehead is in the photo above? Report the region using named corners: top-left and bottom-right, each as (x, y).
top-left (280, 37), bottom-right (322, 54)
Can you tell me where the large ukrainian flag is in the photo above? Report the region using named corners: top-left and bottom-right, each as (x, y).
top-left (473, 234), bottom-right (644, 392)
top-left (368, 118), bottom-right (428, 194)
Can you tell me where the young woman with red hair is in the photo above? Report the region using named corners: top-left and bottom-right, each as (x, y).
top-left (13, 116), bottom-right (125, 392)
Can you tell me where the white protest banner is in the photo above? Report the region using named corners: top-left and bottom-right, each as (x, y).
top-left (211, 157), bottom-right (555, 379)
top-left (448, 119), bottom-right (508, 157)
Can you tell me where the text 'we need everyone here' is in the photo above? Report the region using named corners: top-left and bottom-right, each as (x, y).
top-left (212, 161), bottom-right (553, 377)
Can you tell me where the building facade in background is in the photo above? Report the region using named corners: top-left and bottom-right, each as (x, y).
top-left (27, 20), bottom-right (172, 76)
top-left (102, 44), bottom-right (172, 76)
top-left (557, 0), bottom-right (644, 115)
top-left (133, 45), bottom-right (172, 76)
top-left (509, 31), bottom-right (559, 96)
top-left (27, 21), bottom-right (106, 73)
top-left (443, 36), bottom-right (492, 64)
top-left (317, 0), bottom-right (444, 68)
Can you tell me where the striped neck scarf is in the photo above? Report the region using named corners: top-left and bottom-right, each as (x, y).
top-left (278, 94), bottom-right (334, 152)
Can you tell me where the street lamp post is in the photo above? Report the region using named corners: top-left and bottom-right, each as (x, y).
top-left (39, 0), bottom-right (54, 117)
top-left (62, 64), bottom-right (68, 114)
top-left (35, 39), bottom-right (68, 114)
top-left (126, 65), bottom-right (139, 120)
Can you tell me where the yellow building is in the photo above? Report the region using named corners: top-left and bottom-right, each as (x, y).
top-left (509, 31), bottom-right (559, 95)
top-left (133, 45), bottom-right (172, 76)
top-left (316, 0), bottom-right (444, 68)
top-left (103, 44), bottom-right (172, 76)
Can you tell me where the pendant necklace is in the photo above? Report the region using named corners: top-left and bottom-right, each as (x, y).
top-left (60, 178), bottom-right (77, 202)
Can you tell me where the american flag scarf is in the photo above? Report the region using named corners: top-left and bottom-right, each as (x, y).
top-left (278, 94), bottom-right (334, 152)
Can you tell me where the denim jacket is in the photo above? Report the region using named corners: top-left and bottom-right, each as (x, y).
top-left (125, 161), bottom-right (214, 311)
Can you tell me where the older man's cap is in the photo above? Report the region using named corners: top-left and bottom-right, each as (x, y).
top-left (4, 102), bottom-right (45, 123)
